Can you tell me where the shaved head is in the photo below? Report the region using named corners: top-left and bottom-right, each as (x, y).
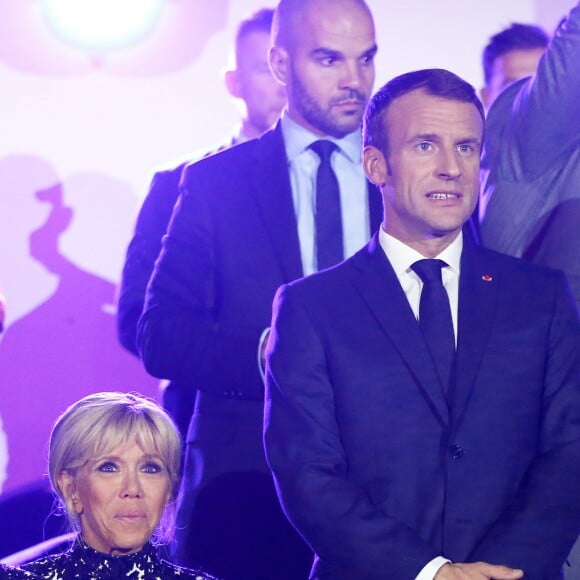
top-left (272, 0), bottom-right (372, 51)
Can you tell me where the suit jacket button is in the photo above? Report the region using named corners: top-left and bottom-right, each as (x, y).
top-left (450, 445), bottom-right (464, 459)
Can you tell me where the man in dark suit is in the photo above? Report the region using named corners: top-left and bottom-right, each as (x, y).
top-left (137, 0), bottom-right (381, 577)
top-left (264, 69), bottom-right (580, 579)
top-left (117, 8), bottom-right (286, 440)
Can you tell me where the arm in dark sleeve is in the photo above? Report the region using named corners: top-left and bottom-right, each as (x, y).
top-left (264, 284), bottom-right (439, 579)
top-left (117, 165), bottom-right (184, 355)
top-left (469, 272), bottom-right (580, 578)
top-left (136, 158), bottom-right (267, 399)
top-left (136, 159), bottom-right (216, 384)
top-left (489, 2), bottom-right (580, 177)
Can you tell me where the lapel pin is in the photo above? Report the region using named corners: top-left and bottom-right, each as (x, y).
top-left (482, 274), bottom-right (493, 282)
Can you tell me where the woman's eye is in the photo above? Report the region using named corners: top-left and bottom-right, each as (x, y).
top-left (142, 462), bottom-right (163, 474)
top-left (96, 461), bottom-right (118, 473)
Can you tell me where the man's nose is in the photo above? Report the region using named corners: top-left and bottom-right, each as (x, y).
top-left (339, 60), bottom-right (362, 90)
top-left (437, 149), bottom-right (462, 179)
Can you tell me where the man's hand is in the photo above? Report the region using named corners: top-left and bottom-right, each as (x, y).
top-left (435, 562), bottom-right (524, 579)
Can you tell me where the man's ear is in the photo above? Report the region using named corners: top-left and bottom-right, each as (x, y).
top-left (268, 46), bottom-right (289, 86)
top-left (224, 69), bottom-right (242, 99)
top-left (58, 471), bottom-right (83, 515)
top-left (363, 145), bottom-right (388, 187)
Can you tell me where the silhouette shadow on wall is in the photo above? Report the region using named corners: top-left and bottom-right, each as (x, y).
top-left (0, 163), bottom-right (157, 495)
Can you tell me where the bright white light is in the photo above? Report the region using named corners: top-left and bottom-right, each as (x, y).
top-left (41, 0), bottom-right (165, 52)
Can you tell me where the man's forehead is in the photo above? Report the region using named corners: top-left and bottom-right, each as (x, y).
top-left (293, 0), bottom-right (375, 47)
top-left (387, 92), bottom-right (483, 136)
top-left (491, 48), bottom-right (543, 83)
top-left (237, 31), bottom-right (271, 63)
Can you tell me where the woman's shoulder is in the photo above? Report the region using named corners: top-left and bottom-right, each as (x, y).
top-left (19, 548), bottom-right (74, 578)
top-left (156, 559), bottom-right (220, 580)
top-left (18, 541), bottom-right (220, 580)
top-left (0, 563), bottom-right (38, 579)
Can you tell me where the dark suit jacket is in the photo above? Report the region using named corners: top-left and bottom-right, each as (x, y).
top-left (264, 233), bottom-right (580, 579)
top-left (117, 142), bottom-right (241, 439)
top-left (116, 162), bottom-right (195, 438)
top-left (118, 163), bottom-right (186, 357)
top-left (137, 122), bottom-right (382, 401)
top-left (479, 3), bottom-right (580, 309)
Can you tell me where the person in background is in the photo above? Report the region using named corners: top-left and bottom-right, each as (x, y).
top-left (137, 0), bottom-right (381, 577)
top-left (479, 22), bottom-right (549, 109)
top-left (264, 68), bottom-right (580, 579)
top-left (479, 2), bottom-right (580, 310)
top-left (117, 8), bottom-right (286, 440)
top-left (18, 392), bottom-right (217, 580)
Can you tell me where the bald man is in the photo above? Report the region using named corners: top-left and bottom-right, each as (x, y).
top-left (137, 0), bottom-right (382, 577)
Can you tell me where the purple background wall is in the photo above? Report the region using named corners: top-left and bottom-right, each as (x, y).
top-left (0, 0), bottom-right (575, 496)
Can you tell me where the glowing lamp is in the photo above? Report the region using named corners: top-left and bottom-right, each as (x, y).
top-left (41, 0), bottom-right (164, 52)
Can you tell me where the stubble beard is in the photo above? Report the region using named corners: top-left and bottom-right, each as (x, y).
top-left (290, 68), bottom-right (367, 138)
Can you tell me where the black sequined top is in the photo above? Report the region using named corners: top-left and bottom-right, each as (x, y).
top-left (20, 539), bottom-right (218, 579)
top-left (0, 564), bottom-right (36, 579)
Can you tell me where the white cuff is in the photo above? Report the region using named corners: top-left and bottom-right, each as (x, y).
top-left (415, 556), bottom-right (451, 580)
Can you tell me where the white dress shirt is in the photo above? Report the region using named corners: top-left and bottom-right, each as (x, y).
top-left (378, 227), bottom-right (463, 579)
top-left (378, 228), bottom-right (462, 343)
top-left (280, 112), bottom-right (370, 276)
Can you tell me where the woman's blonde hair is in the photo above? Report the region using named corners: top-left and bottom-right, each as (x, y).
top-left (48, 391), bottom-right (182, 543)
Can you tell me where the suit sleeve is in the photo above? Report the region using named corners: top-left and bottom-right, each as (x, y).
top-left (264, 284), bottom-right (440, 579)
top-left (117, 167), bottom-right (183, 356)
top-left (487, 2), bottom-right (580, 179)
top-left (136, 159), bottom-right (266, 397)
top-left (468, 272), bottom-right (580, 578)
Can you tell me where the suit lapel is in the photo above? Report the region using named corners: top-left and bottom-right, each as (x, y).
top-left (248, 125), bottom-right (384, 283)
top-left (451, 240), bottom-right (499, 426)
top-left (248, 124), bottom-right (303, 283)
top-left (351, 236), bottom-right (450, 426)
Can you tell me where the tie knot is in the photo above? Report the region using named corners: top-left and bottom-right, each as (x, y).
top-left (411, 259), bottom-right (447, 284)
top-left (310, 140), bottom-right (337, 162)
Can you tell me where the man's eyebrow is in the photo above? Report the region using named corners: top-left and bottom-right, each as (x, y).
top-left (362, 44), bottom-right (378, 58)
top-left (410, 133), bottom-right (440, 142)
top-left (456, 137), bottom-right (483, 146)
top-left (310, 47), bottom-right (344, 59)
top-left (408, 134), bottom-right (482, 144)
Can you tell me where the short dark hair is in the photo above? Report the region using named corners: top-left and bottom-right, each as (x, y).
top-left (482, 23), bottom-right (549, 85)
top-left (363, 68), bottom-right (485, 155)
top-left (235, 8), bottom-right (275, 63)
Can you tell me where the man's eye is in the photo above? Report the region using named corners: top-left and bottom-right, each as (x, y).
top-left (457, 144), bottom-right (475, 153)
top-left (417, 142), bottom-right (433, 152)
top-left (319, 56), bottom-right (336, 66)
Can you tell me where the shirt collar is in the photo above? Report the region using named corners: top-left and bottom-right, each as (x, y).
top-left (280, 110), bottom-right (362, 164)
top-left (378, 227), bottom-right (463, 276)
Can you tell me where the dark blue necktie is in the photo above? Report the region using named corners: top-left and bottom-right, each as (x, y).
top-left (310, 140), bottom-right (343, 270)
top-left (411, 259), bottom-right (455, 389)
